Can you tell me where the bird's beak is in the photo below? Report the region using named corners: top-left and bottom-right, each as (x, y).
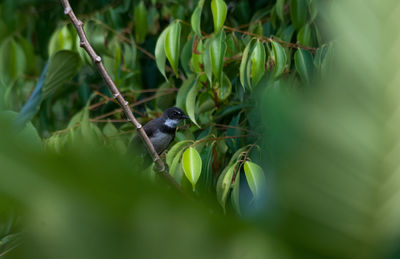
top-left (183, 115), bottom-right (190, 120)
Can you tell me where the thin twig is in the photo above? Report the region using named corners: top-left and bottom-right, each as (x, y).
top-left (60, 0), bottom-right (174, 179)
top-left (223, 25), bottom-right (317, 52)
top-left (178, 18), bottom-right (316, 52)
top-left (193, 135), bottom-right (249, 146)
top-left (92, 90), bottom-right (174, 121)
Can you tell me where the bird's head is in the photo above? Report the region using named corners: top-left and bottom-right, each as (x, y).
top-left (162, 107), bottom-right (189, 128)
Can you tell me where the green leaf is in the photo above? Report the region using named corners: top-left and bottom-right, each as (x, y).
top-left (166, 140), bottom-right (194, 167)
top-left (191, 39), bottom-right (204, 73)
top-left (147, 6), bottom-right (160, 35)
top-left (271, 41), bottom-right (287, 78)
top-left (308, 0), bottom-right (318, 22)
top-left (294, 49), bottom-right (314, 85)
top-left (251, 40), bottom-right (266, 87)
top-left (209, 31), bottom-right (226, 83)
top-left (17, 36), bottom-right (37, 74)
top-left (198, 141), bottom-right (214, 192)
top-left (216, 163), bottom-right (235, 213)
top-left (215, 73), bottom-right (232, 101)
top-left (155, 27), bottom-right (169, 81)
top-left (164, 21), bottom-right (181, 77)
top-left (1, 111), bottom-right (41, 149)
top-left (211, 0), bottom-right (227, 33)
top-left (155, 82), bottom-right (175, 110)
top-left (239, 39), bottom-right (255, 90)
top-left (103, 122), bottom-right (126, 153)
top-left (103, 122), bottom-right (118, 137)
top-left (182, 147), bottom-right (202, 191)
top-left (122, 38), bottom-right (137, 70)
top-left (276, 0), bottom-right (285, 21)
top-left (48, 25), bottom-right (74, 57)
top-left (134, 1), bottom-right (148, 44)
top-left (185, 77), bottom-right (200, 127)
top-left (314, 43), bottom-right (333, 77)
top-left (180, 36), bottom-right (194, 76)
top-left (231, 170), bottom-right (241, 215)
top-left (297, 23), bottom-right (312, 46)
top-left (176, 74), bottom-right (196, 110)
top-left (16, 51), bottom-right (79, 126)
top-left (169, 149), bottom-right (185, 181)
top-left (0, 38), bottom-right (26, 85)
top-left (203, 39), bottom-right (213, 84)
top-left (43, 51), bottom-right (80, 99)
top-left (80, 107), bottom-right (103, 145)
top-left (278, 25), bottom-right (295, 43)
top-left (103, 38), bottom-right (122, 83)
top-left (0, 232), bottom-right (22, 256)
top-left (244, 161), bottom-right (266, 199)
top-left (290, 0), bottom-right (308, 29)
top-left (191, 0), bottom-right (205, 36)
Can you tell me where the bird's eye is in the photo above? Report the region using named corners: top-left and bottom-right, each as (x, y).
top-left (174, 112), bottom-right (178, 115)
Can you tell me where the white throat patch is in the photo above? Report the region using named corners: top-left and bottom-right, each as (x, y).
top-left (165, 118), bottom-right (179, 128)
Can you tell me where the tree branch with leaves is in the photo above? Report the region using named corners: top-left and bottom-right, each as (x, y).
top-left (59, 0), bottom-right (183, 189)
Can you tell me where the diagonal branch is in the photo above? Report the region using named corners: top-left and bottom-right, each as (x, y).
top-left (59, 1), bottom-right (173, 177)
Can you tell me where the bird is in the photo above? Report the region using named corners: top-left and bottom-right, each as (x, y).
top-left (128, 107), bottom-right (189, 169)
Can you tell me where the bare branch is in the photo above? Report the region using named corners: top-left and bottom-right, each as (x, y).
top-left (59, 1), bottom-right (174, 178)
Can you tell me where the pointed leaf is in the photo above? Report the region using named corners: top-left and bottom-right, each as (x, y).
top-left (169, 149), bottom-right (185, 181)
top-left (166, 140), bottom-right (193, 167)
top-left (203, 39), bottom-right (212, 84)
top-left (43, 51), bottom-right (80, 99)
top-left (164, 21), bottom-right (181, 77)
top-left (155, 28), bottom-right (169, 80)
top-left (191, 0), bottom-right (205, 36)
top-left (180, 36), bottom-right (194, 75)
top-left (216, 163), bottom-right (235, 212)
top-left (185, 78), bottom-right (200, 127)
top-left (308, 0), bottom-right (318, 22)
top-left (182, 147), bottom-right (202, 191)
top-left (290, 0), bottom-right (308, 29)
top-left (103, 122), bottom-right (126, 153)
top-left (0, 38), bottom-right (26, 85)
top-left (0, 232), bottom-right (22, 257)
top-left (48, 25), bottom-right (74, 57)
top-left (176, 74), bottom-right (196, 109)
top-left (209, 31), bottom-right (226, 82)
top-left (314, 43), bottom-right (333, 77)
top-left (251, 40), bottom-right (266, 87)
top-left (191, 39), bottom-right (204, 73)
top-left (298, 23), bottom-right (312, 46)
top-left (276, 0), bottom-right (285, 21)
top-left (134, 1), bottom-right (148, 44)
top-left (211, 0), bottom-right (227, 33)
top-left (231, 170), bottom-right (241, 215)
top-left (244, 161), bottom-right (266, 199)
top-left (294, 49), bottom-right (314, 85)
top-left (271, 41), bottom-right (287, 78)
top-left (215, 73), bottom-right (232, 101)
top-left (239, 39), bottom-right (255, 90)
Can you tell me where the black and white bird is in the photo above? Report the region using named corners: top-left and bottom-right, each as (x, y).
top-left (129, 107), bottom-right (189, 169)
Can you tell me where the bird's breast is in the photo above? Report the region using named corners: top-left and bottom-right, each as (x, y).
top-left (149, 130), bottom-right (174, 154)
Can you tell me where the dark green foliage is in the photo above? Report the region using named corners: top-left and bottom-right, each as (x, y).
top-left (2, 0), bottom-right (398, 258)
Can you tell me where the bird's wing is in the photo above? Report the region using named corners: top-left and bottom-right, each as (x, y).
top-left (127, 118), bottom-right (163, 170)
top-left (142, 118), bottom-right (162, 138)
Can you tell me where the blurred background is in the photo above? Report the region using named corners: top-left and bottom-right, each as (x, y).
top-left (1, 0), bottom-right (400, 258)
